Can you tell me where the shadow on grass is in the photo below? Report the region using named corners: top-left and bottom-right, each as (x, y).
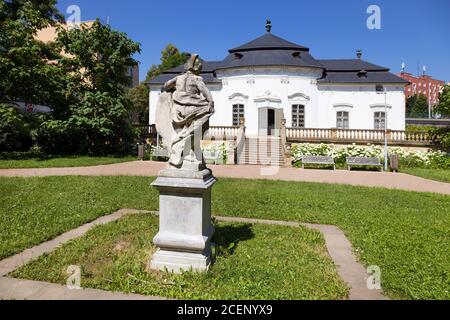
top-left (211, 223), bottom-right (255, 261)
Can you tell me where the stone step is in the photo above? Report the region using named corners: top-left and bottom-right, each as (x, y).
top-left (239, 161), bottom-right (285, 165)
top-left (239, 136), bottom-right (284, 166)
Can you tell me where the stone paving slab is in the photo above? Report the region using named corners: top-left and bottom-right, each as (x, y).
top-left (0, 277), bottom-right (161, 300)
top-left (0, 209), bottom-right (387, 300)
top-left (0, 161), bottom-right (448, 195)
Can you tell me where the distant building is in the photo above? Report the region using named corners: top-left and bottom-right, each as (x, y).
top-left (398, 72), bottom-right (445, 107)
top-left (148, 23), bottom-right (408, 133)
top-left (126, 65), bottom-right (140, 88)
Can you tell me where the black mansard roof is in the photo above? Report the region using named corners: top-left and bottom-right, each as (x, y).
top-left (147, 32), bottom-right (408, 85)
top-left (228, 33), bottom-right (309, 52)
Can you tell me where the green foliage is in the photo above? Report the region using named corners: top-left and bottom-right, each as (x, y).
top-left (434, 84), bottom-right (450, 117)
top-left (433, 85), bottom-right (450, 149)
top-left (0, 0), bottom-right (65, 105)
top-left (405, 125), bottom-right (435, 133)
top-left (1, 6), bottom-right (141, 156)
top-left (406, 94), bottom-right (429, 117)
top-left (291, 143), bottom-right (449, 169)
top-left (1, 176), bottom-right (449, 299)
top-left (1, 0), bottom-right (64, 27)
top-left (36, 20), bottom-right (142, 155)
top-left (125, 83), bottom-right (149, 124)
top-left (0, 156), bottom-right (135, 169)
top-left (145, 44), bottom-right (190, 81)
top-left (0, 104), bottom-right (32, 151)
top-left (401, 168), bottom-right (450, 183)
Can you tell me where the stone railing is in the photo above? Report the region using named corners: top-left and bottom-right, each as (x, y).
top-left (287, 128), bottom-right (333, 140)
top-left (286, 128), bottom-right (433, 146)
top-left (204, 126), bottom-right (240, 140)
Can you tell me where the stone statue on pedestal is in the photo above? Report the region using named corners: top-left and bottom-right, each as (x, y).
top-left (149, 54), bottom-right (217, 273)
top-left (156, 54), bottom-right (215, 170)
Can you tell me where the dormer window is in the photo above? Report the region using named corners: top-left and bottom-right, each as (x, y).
top-left (292, 52), bottom-right (301, 59)
top-left (233, 53), bottom-right (243, 60)
top-left (357, 70), bottom-right (368, 78)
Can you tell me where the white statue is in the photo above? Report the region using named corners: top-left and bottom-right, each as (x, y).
top-left (155, 54), bottom-right (215, 170)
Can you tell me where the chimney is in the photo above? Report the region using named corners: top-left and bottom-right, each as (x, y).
top-left (356, 49), bottom-right (362, 60)
top-left (265, 19), bottom-right (272, 33)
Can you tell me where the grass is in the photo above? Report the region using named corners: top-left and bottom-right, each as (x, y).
top-left (0, 156), bottom-right (136, 169)
top-left (0, 176), bottom-right (449, 299)
top-left (11, 214), bottom-right (348, 300)
top-left (401, 167), bottom-right (450, 183)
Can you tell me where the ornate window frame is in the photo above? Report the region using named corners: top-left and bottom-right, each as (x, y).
top-left (229, 93), bottom-right (248, 126)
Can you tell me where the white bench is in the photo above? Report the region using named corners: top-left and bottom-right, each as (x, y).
top-left (301, 156), bottom-right (336, 170)
top-left (346, 157), bottom-right (383, 171)
top-left (203, 151), bottom-right (221, 165)
top-left (150, 147), bottom-right (168, 161)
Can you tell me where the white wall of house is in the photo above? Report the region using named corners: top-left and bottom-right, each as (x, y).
top-left (149, 66), bottom-right (406, 135)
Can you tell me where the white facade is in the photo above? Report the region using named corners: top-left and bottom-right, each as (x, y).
top-left (149, 66), bottom-right (406, 136)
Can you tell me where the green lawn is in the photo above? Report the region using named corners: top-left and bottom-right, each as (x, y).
top-left (0, 176), bottom-right (449, 299)
top-left (401, 167), bottom-right (450, 183)
top-left (0, 156), bottom-right (136, 169)
top-left (11, 214), bottom-right (348, 300)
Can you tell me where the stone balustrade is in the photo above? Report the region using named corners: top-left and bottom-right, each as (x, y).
top-left (204, 126), bottom-right (240, 140)
top-left (286, 128), bottom-right (433, 146)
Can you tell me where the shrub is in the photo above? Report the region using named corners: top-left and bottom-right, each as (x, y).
top-left (202, 142), bottom-right (228, 163)
top-left (291, 143), bottom-right (449, 169)
top-left (35, 120), bottom-right (86, 155)
top-left (0, 105), bottom-right (33, 152)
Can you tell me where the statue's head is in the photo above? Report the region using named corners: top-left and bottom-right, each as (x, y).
top-left (184, 54), bottom-right (203, 75)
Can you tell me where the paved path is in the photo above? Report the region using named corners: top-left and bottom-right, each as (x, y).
top-left (0, 209), bottom-right (387, 300)
top-left (1, 161), bottom-right (449, 195)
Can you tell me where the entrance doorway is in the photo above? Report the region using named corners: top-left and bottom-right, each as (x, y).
top-left (258, 107), bottom-right (283, 136)
top-left (268, 109), bottom-right (275, 136)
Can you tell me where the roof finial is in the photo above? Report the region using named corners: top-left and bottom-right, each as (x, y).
top-left (356, 49), bottom-right (362, 59)
top-left (266, 19), bottom-right (272, 33)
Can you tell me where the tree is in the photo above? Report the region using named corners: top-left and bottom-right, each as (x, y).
top-left (125, 83), bottom-right (149, 124)
top-left (1, 0), bottom-right (64, 27)
top-left (49, 19), bottom-right (141, 155)
top-left (145, 44), bottom-right (190, 81)
top-left (0, 104), bottom-right (33, 152)
top-left (433, 85), bottom-right (450, 150)
top-left (406, 94), bottom-right (429, 117)
top-left (434, 85), bottom-right (450, 118)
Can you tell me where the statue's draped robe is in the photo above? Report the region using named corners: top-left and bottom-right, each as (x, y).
top-left (156, 72), bottom-right (214, 167)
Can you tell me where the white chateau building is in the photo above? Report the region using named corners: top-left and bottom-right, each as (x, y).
top-left (148, 25), bottom-right (408, 139)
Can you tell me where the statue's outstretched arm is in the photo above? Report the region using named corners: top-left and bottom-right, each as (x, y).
top-left (162, 77), bottom-right (177, 92)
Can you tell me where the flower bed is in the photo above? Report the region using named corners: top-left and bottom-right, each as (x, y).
top-left (291, 143), bottom-right (449, 169)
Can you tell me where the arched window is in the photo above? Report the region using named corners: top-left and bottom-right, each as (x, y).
top-left (291, 105), bottom-right (305, 128)
top-left (232, 104), bottom-right (245, 126)
top-left (336, 111), bottom-right (349, 129)
top-left (374, 111), bottom-right (386, 130)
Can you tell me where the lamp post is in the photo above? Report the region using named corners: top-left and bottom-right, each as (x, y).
top-left (377, 87), bottom-right (389, 172)
top-left (383, 88), bottom-right (388, 172)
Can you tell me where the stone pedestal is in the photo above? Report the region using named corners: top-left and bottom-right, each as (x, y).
top-left (149, 168), bottom-right (216, 273)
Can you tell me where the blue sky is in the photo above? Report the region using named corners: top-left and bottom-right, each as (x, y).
top-left (56, 0), bottom-right (450, 82)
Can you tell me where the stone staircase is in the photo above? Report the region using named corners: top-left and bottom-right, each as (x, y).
top-left (238, 136), bottom-right (285, 166)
